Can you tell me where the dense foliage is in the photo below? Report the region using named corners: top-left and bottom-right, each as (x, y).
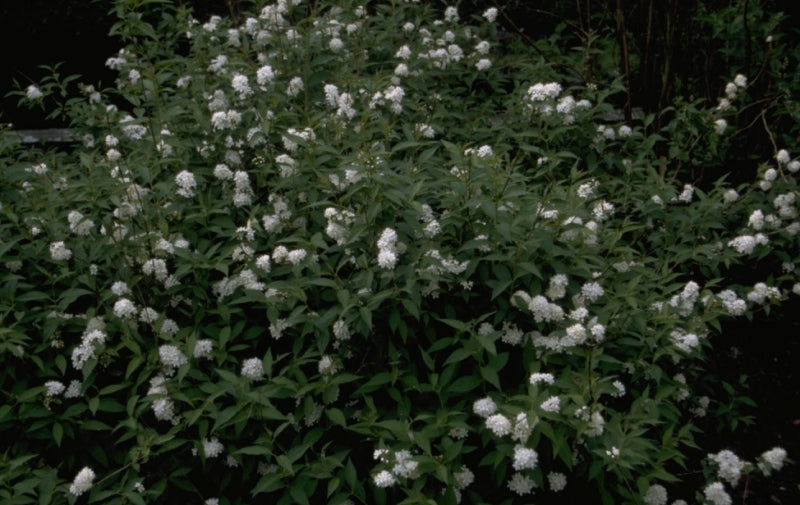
top-left (1, 1), bottom-right (795, 504)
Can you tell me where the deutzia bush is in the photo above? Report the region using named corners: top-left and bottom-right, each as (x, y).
top-left (0, 1), bottom-right (794, 504)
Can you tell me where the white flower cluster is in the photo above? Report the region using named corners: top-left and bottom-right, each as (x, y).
top-left (68, 210), bottom-right (94, 235)
top-left (147, 374), bottom-right (178, 423)
top-left (716, 289), bottom-right (747, 316)
top-left (202, 437), bottom-right (224, 458)
top-left (507, 472), bottom-right (535, 495)
top-left (758, 446), bottom-right (787, 475)
top-left (212, 269), bottom-right (265, 300)
top-left (668, 280), bottom-right (700, 316)
top-left (377, 227), bottom-right (399, 270)
top-left (512, 291), bottom-right (564, 323)
top-left (175, 170), bottom-right (197, 198)
top-left (547, 472), bottom-right (567, 492)
top-left (211, 109), bottom-right (242, 130)
top-left (241, 357), bottom-right (264, 382)
top-left (369, 85), bottom-right (405, 114)
top-left (322, 84), bottom-right (356, 120)
top-left (643, 484), bottom-right (668, 505)
top-left (69, 467), bottom-right (96, 497)
top-left (159, 345), bottom-right (188, 373)
top-left (71, 318), bottom-right (108, 371)
top-left (703, 482), bottom-right (732, 505)
top-left (371, 449), bottom-right (420, 488)
top-left (727, 233), bottom-right (769, 254)
top-left (708, 449), bottom-right (744, 486)
top-left (49, 241), bottom-right (72, 261)
top-left (746, 282), bottom-right (780, 304)
top-left (575, 406), bottom-right (605, 437)
top-left (324, 207), bottom-right (356, 245)
top-left (282, 126), bottom-right (315, 152)
top-left (262, 194), bottom-right (292, 232)
top-left (44, 380), bottom-right (66, 397)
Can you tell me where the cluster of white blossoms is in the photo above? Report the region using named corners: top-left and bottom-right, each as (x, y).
top-left (746, 282), bottom-right (781, 305)
top-left (322, 83), bottom-right (356, 120)
top-left (49, 241), bottom-right (72, 261)
top-left (757, 446), bottom-right (787, 475)
top-left (193, 339), bottom-right (213, 359)
top-left (703, 482), bottom-right (732, 505)
top-left (44, 380), bottom-right (66, 397)
top-left (210, 109), bottom-right (242, 130)
top-left (202, 437), bottom-right (225, 458)
top-left (262, 194), bottom-right (292, 232)
top-left (175, 170), bottom-right (197, 198)
top-left (643, 484), bottom-right (668, 505)
top-left (71, 318), bottom-right (108, 371)
top-left (524, 81), bottom-right (591, 123)
top-left (708, 449), bottom-right (744, 486)
top-left (727, 233), bottom-right (769, 254)
top-left (159, 345), bottom-right (188, 373)
top-left (147, 374), bottom-right (178, 423)
top-left (282, 126), bottom-right (315, 152)
top-left (377, 227), bottom-right (400, 270)
top-left (372, 449), bottom-right (421, 488)
top-left (68, 210), bottom-right (94, 235)
top-left (369, 85), bottom-right (405, 114)
top-left (240, 357), bottom-right (264, 382)
top-left (69, 467), bottom-right (96, 497)
top-left (324, 207), bottom-right (356, 245)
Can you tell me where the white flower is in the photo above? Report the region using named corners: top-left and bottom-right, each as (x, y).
top-left (159, 345), bottom-right (188, 370)
top-left (472, 397), bottom-right (497, 417)
top-left (453, 466), bottom-right (474, 489)
top-left (540, 396), bottom-right (561, 413)
top-left (202, 437), bottom-right (224, 458)
top-left (776, 149), bottom-right (791, 165)
top-left (113, 298), bottom-right (138, 319)
top-left (44, 380), bottom-right (65, 397)
top-left (49, 241), bottom-right (72, 261)
top-left (678, 184), bottom-right (694, 203)
top-left (734, 73), bottom-right (748, 88)
top-left (69, 467), bottom-right (96, 497)
top-left (507, 472), bottom-right (535, 495)
top-left (373, 470), bottom-right (396, 487)
top-left (714, 118), bottom-right (727, 135)
top-left (758, 447), bottom-right (787, 475)
top-left (286, 76), bottom-right (304, 97)
top-left (193, 339), bottom-right (213, 359)
top-left (241, 357), bottom-right (264, 382)
top-left (475, 58), bottom-right (492, 71)
top-left (329, 37), bottom-right (344, 52)
top-left (318, 355), bottom-right (338, 375)
top-left (26, 84), bottom-right (44, 100)
top-left (643, 484), bottom-right (668, 505)
top-left (444, 6), bottom-right (459, 22)
top-left (287, 249), bottom-right (307, 265)
top-left (486, 413), bottom-right (512, 436)
top-left (476, 145), bottom-right (493, 158)
top-left (581, 281), bottom-right (604, 302)
top-left (65, 380), bottom-right (82, 398)
top-left (512, 446), bottom-right (538, 470)
top-left (708, 450), bottom-right (743, 486)
top-left (175, 170), bottom-right (196, 197)
top-left (483, 7), bottom-right (498, 22)
top-left (529, 372), bottom-right (555, 385)
top-left (704, 482), bottom-right (732, 505)
top-left (548, 472), bottom-right (567, 492)
top-left (211, 110), bottom-right (242, 130)
top-left (231, 74), bottom-right (253, 98)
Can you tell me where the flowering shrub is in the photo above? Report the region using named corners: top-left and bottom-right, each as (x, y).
top-left (0, 1), bottom-right (794, 504)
